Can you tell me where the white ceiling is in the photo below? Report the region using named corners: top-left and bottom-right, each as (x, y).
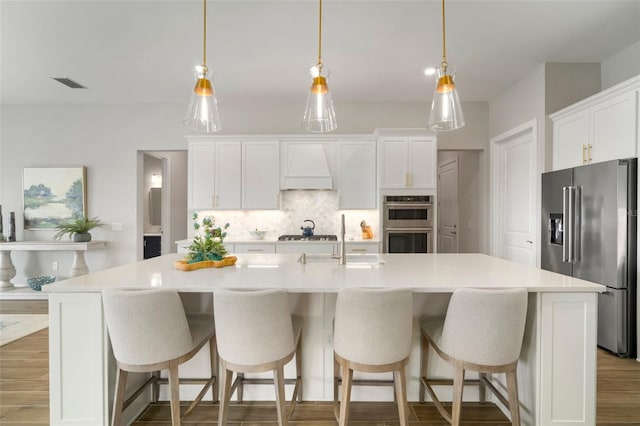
top-left (1, 0), bottom-right (639, 106)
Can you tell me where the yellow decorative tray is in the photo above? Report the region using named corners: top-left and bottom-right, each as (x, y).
top-left (174, 256), bottom-right (237, 271)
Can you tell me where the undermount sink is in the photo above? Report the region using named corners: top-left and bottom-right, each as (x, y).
top-left (298, 253), bottom-right (385, 265)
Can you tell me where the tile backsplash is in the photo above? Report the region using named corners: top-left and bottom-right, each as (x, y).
top-left (192, 191), bottom-right (379, 241)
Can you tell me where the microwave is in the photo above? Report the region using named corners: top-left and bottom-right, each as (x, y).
top-left (383, 195), bottom-right (433, 228)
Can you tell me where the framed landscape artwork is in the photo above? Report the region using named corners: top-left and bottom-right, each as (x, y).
top-left (23, 166), bottom-right (87, 229)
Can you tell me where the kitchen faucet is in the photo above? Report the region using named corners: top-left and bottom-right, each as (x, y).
top-left (339, 214), bottom-right (346, 265)
top-left (329, 214), bottom-right (347, 264)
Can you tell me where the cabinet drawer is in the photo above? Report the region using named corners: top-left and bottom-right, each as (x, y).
top-left (233, 243), bottom-right (276, 254)
top-left (345, 243), bottom-right (380, 254)
top-left (276, 243), bottom-right (337, 254)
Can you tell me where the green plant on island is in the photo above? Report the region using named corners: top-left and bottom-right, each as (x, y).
top-left (187, 213), bottom-right (230, 263)
top-left (53, 216), bottom-right (104, 241)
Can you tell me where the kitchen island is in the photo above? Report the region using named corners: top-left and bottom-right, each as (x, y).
top-left (46, 253), bottom-right (604, 426)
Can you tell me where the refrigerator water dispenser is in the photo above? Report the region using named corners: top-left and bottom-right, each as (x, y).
top-left (548, 214), bottom-right (563, 245)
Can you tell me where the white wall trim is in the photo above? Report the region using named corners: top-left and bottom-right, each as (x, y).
top-left (489, 118), bottom-right (538, 263)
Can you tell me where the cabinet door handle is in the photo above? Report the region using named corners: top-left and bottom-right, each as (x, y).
top-left (588, 144), bottom-right (592, 162)
top-left (212, 195), bottom-right (216, 207)
top-left (247, 249), bottom-right (264, 252)
top-left (404, 173), bottom-right (409, 187)
top-left (351, 248), bottom-right (367, 252)
top-left (582, 145), bottom-right (587, 164)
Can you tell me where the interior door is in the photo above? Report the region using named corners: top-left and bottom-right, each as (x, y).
top-left (437, 158), bottom-right (459, 253)
top-left (493, 124), bottom-right (537, 266)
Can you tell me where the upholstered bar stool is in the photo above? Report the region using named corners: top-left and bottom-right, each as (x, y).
top-left (102, 289), bottom-right (218, 426)
top-left (333, 287), bottom-right (413, 426)
top-left (214, 289), bottom-right (302, 426)
top-left (419, 287), bottom-right (528, 426)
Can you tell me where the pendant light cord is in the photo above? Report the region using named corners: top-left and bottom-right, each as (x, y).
top-left (202, 0), bottom-right (207, 66)
top-left (441, 0), bottom-right (448, 72)
top-left (317, 0), bottom-right (323, 69)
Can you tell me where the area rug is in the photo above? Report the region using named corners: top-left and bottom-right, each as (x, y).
top-left (0, 314), bottom-right (49, 346)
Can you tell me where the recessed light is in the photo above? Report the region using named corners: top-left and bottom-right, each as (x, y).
top-left (424, 67), bottom-right (436, 76)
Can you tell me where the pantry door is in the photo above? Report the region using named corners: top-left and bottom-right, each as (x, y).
top-left (491, 120), bottom-right (538, 266)
top-left (437, 158), bottom-right (459, 253)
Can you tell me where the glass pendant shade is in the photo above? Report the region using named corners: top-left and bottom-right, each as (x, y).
top-left (303, 70), bottom-right (337, 133)
top-left (184, 67), bottom-right (221, 133)
top-left (428, 67), bottom-right (465, 132)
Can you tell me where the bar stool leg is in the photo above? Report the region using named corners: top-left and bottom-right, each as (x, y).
top-left (296, 335), bottom-right (303, 402)
top-left (393, 365), bottom-right (409, 426)
top-left (506, 369), bottom-right (521, 426)
top-left (333, 354), bottom-right (340, 421)
top-left (451, 365), bottom-right (465, 426)
top-left (237, 373), bottom-right (245, 402)
top-left (479, 372), bottom-right (486, 403)
top-left (168, 362), bottom-right (181, 426)
top-left (338, 360), bottom-right (353, 426)
top-left (112, 368), bottom-right (128, 426)
top-left (419, 332), bottom-right (430, 402)
top-left (218, 368), bottom-right (233, 426)
top-left (209, 336), bottom-right (219, 403)
top-left (274, 365), bottom-right (288, 426)
top-left (152, 371), bottom-right (160, 403)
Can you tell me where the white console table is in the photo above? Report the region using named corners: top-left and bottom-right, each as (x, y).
top-left (0, 241), bottom-right (106, 290)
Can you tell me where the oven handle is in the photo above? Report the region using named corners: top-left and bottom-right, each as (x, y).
top-left (384, 203), bottom-right (433, 208)
top-left (384, 227), bottom-right (433, 232)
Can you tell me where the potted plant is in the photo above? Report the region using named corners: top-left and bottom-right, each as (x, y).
top-left (175, 213), bottom-right (236, 270)
top-left (53, 216), bottom-right (104, 242)
top-left (186, 213), bottom-right (230, 262)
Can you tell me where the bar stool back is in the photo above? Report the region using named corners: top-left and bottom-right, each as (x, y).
top-left (333, 287), bottom-right (413, 426)
top-left (102, 289), bottom-right (217, 426)
top-left (420, 287), bottom-right (528, 426)
top-left (214, 289), bottom-right (302, 426)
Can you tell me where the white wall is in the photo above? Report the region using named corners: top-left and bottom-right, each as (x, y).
top-left (0, 100), bottom-right (489, 282)
top-left (601, 40), bottom-right (640, 90)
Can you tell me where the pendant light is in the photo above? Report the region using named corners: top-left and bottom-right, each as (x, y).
top-left (428, 0), bottom-right (465, 132)
top-left (303, 0), bottom-right (337, 133)
top-left (184, 0), bottom-right (221, 133)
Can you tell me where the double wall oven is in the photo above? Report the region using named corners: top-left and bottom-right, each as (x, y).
top-left (382, 195), bottom-right (434, 253)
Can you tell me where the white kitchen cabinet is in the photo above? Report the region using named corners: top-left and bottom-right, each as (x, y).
top-left (378, 137), bottom-right (437, 189)
top-left (551, 75), bottom-right (639, 170)
top-left (242, 141), bottom-right (280, 209)
top-left (214, 141), bottom-right (242, 209)
top-left (233, 242), bottom-right (276, 254)
top-left (276, 242), bottom-right (337, 254)
top-left (188, 142), bottom-right (215, 209)
top-left (338, 140), bottom-right (377, 209)
top-left (187, 140), bottom-right (241, 210)
top-left (345, 241), bottom-right (380, 253)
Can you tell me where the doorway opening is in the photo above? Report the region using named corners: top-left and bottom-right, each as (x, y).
top-left (437, 150), bottom-right (482, 253)
top-left (138, 151), bottom-right (188, 260)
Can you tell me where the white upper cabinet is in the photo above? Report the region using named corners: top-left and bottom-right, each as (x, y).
top-left (188, 140), bottom-right (241, 210)
top-left (188, 138), bottom-right (279, 210)
top-left (378, 136), bottom-right (437, 189)
top-left (551, 75), bottom-right (639, 170)
top-left (214, 141), bottom-right (242, 209)
top-left (242, 140), bottom-right (280, 209)
top-left (188, 142), bottom-right (216, 210)
top-left (338, 140), bottom-right (377, 209)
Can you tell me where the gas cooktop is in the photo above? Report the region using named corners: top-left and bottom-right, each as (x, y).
top-left (278, 235), bottom-right (338, 241)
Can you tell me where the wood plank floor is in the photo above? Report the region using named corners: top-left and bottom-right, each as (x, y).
top-left (1, 327), bottom-right (639, 424)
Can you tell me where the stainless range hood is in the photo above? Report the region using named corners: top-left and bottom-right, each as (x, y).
top-left (282, 143), bottom-right (334, 190)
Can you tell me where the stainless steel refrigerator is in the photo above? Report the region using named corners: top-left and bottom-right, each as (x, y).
top-left (541, 158), bottom-right (637, 358)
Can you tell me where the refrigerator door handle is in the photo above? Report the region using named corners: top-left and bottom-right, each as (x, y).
top-left (568, 185), bottom-right (575, 262)
top-left (563, 186), bottom-right (570, 262)
top-left (574, 186), bottom-right (581, 263)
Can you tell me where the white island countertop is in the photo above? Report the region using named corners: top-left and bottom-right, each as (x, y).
top-left (44, 253), bottom-right (604, 293)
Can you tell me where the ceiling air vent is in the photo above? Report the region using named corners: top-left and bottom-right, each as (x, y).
top-left (51, 77), bottom-right (87, 89)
